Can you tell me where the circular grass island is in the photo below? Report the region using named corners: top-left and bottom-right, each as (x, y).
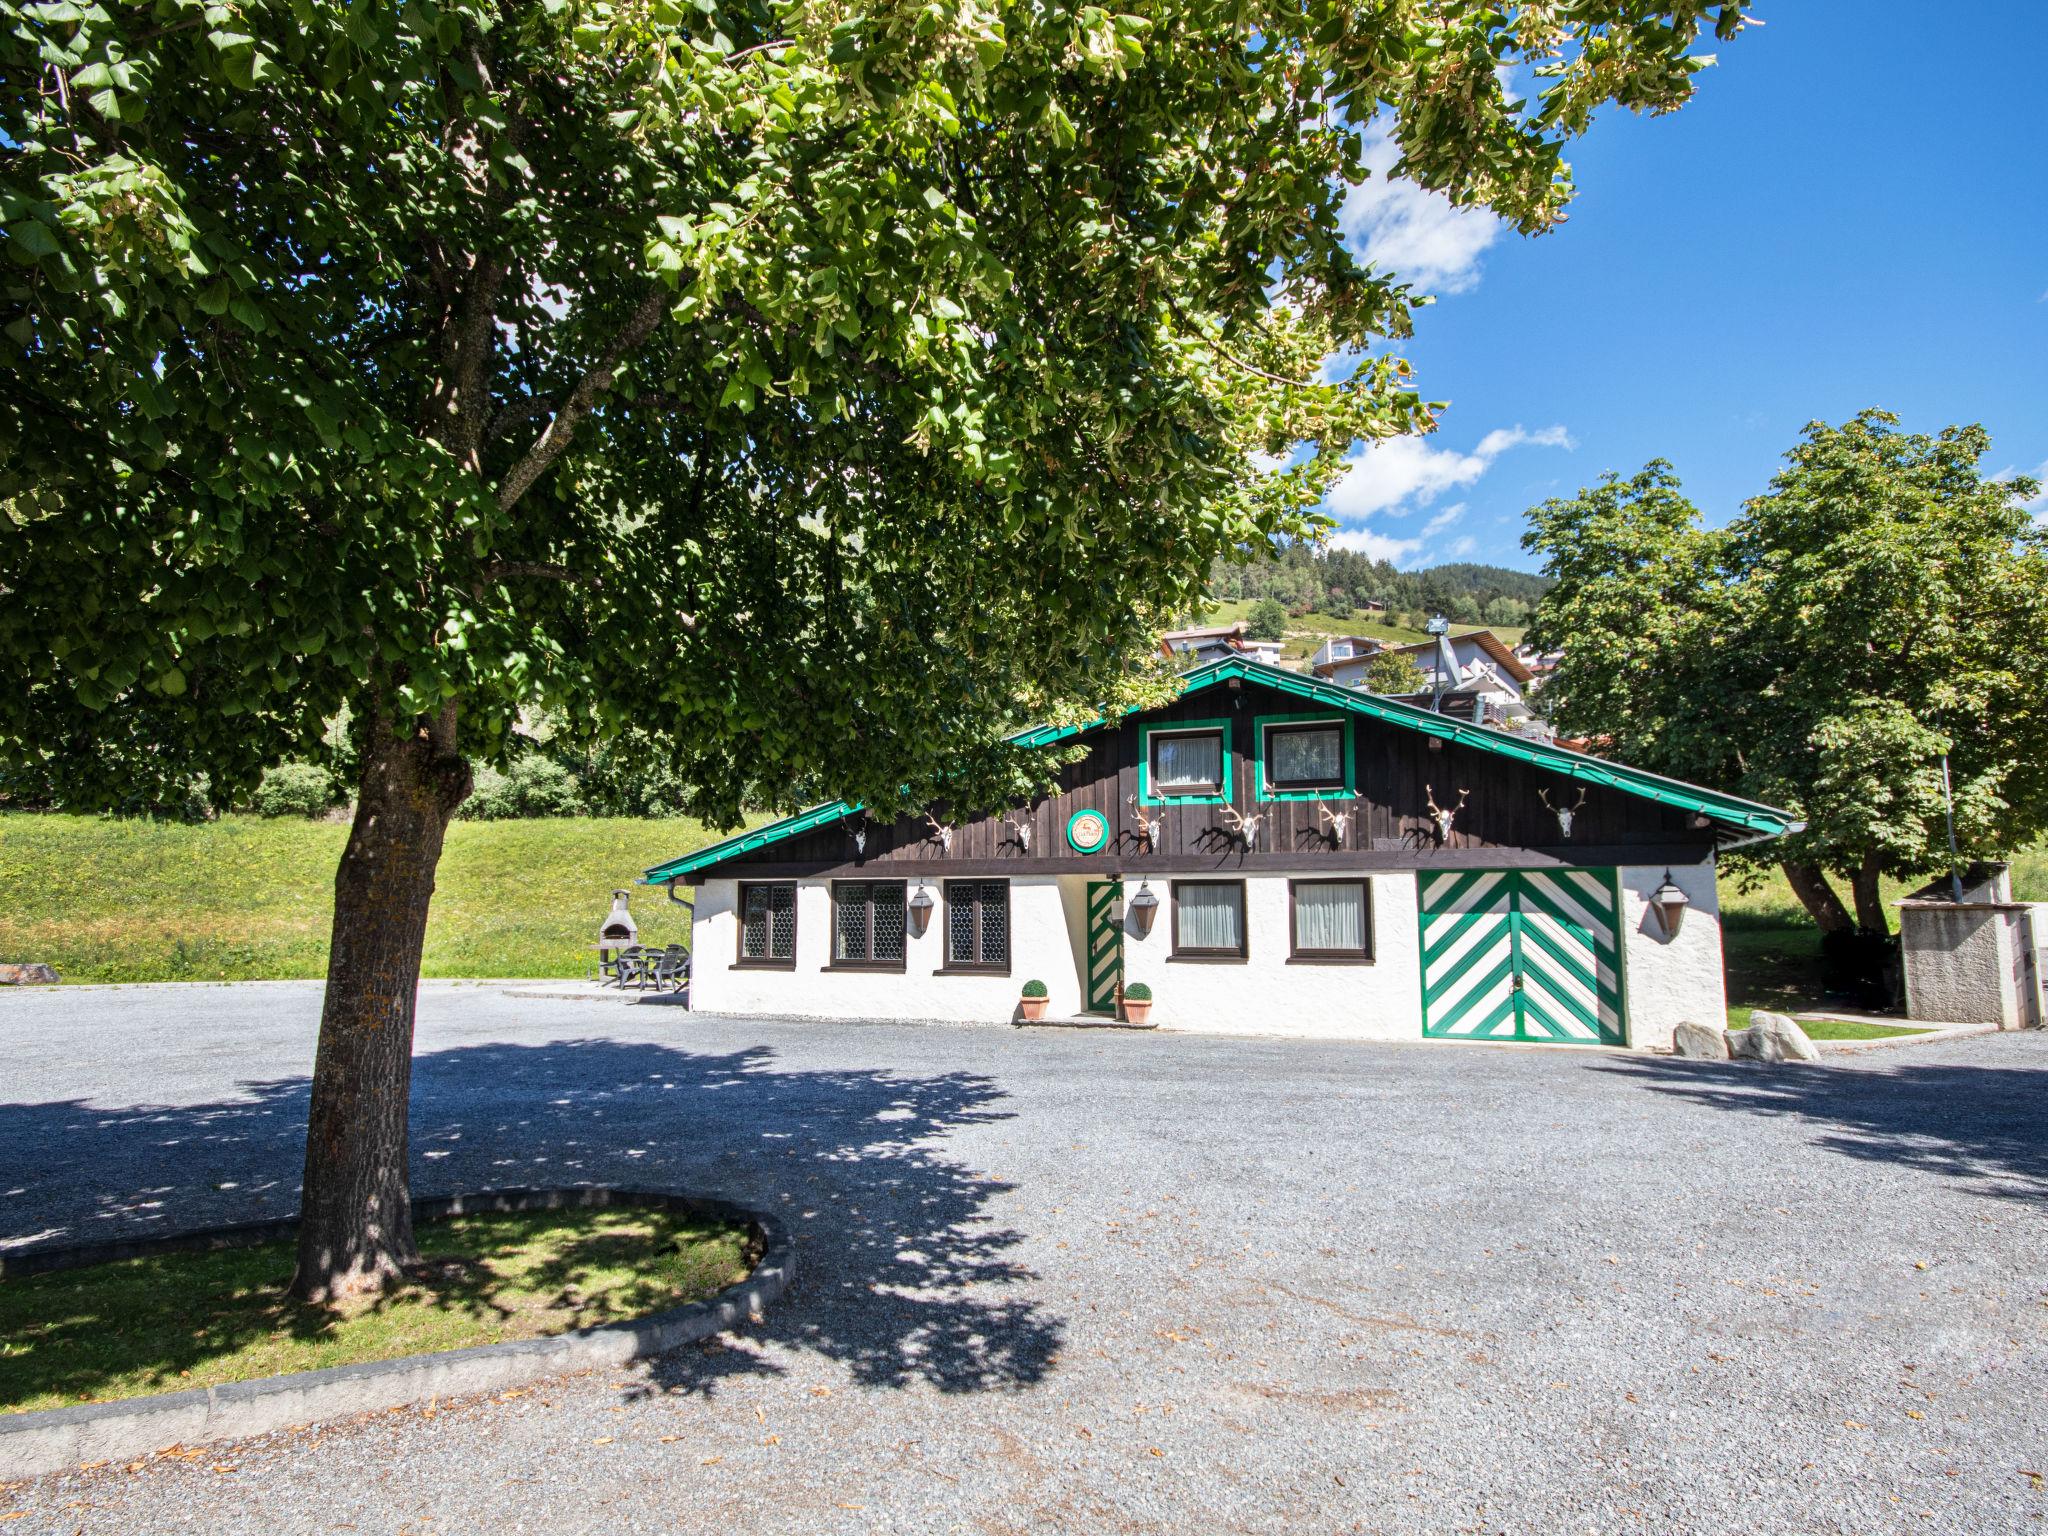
top-left (0, 1187), bottom-right (793, 1483)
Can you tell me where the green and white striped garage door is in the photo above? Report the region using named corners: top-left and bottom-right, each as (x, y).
top-left (1417, 869), bottom-right (1626, 1046)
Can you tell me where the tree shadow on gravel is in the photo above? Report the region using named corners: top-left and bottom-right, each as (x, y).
top-left (0, 1038), bottom-right (1061, 1397)
top-left (1597, 1052), bottom-right (2048, 1204)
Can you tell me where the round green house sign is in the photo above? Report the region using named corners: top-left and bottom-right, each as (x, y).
top-left (1065, 807), bottom-right (1111, 854)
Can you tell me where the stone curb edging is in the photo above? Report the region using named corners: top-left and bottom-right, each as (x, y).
top-left (0, 1187), bottom-right (795, 1482)
top-left (1814, 1021), bottom-right (2006, 1053)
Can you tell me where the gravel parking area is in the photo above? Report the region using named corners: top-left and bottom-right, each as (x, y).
top-left (3, 981), bottom-right (2045, 1533)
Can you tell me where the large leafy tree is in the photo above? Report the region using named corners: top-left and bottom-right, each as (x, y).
top-left (3, 0), bottom-right (1749, 1297)
top-left (1525, 413), bottom-right (2048, 943)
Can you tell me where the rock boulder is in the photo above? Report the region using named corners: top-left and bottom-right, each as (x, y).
top-left (1731, 1010), bottom-right (1820, 1064)
top-left (1671, 1020), bottom-right (1731, 1060)
top-left (0, 962), bottom-right (60, 985)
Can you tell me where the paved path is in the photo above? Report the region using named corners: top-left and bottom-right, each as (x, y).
top-left (3, 982), bottom-right (2045, 1533)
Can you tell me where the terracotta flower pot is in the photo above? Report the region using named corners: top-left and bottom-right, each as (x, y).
top-left (1018, 995), bottom-right (1049, 1021)
top-left (1121, 1000), bottom-right (1152, 1026)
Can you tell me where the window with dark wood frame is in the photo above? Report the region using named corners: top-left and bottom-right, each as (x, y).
top-left (1170, 879), bottom-right (1248, 960)
top-left (830, 880), bottom-right (908, 969)
top-left (1148, 728), bottom-right (1225, 795)
top-left (736, 881), bottom-right (797, 967)
top-left (1265, 722), bottom-right (1346, 791)
top-left (942, 880), bottom-right (1010, 973)
top-left (1289, 878), bottom-right (1373, 962)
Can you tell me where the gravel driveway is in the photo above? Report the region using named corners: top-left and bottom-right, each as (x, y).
top-left (2, 982), bottom-right (2045, 1534)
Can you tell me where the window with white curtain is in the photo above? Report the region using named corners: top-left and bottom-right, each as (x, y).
top-left (1151, 729), bottom-right (1223, 793)
top-left (1290, 879), bottom-right (1371, 960)
top-left (1267, 723), bottom-right (1344, 790)
top-left (1172, 880), bottom-right (1247, 958)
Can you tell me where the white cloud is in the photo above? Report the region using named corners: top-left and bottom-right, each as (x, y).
top-left (1325, 424), bottom-right (1575, 521)
top-left (1994, 459), bottom-right (2048, 514)
top-left (1338, 123), bottom-right (1504, 295)
top-left (1327, 526), bottom-right (1423, 564)
top-left (1420, 502), bottom-right (1468, 537)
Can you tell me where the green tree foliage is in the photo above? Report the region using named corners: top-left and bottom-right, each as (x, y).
top-left (1244, 598), bottom-right (1289, 641)
top-left (462, 756), bottom-right (586, 820)
top-left (1524, 414), bottom-right (2048, 939)
top-left (248, 761), bottom-right (337, 818)
top-left (1207, 547), bottom-right (1548, 623)
top-left (1360, 650), bottom-right (1429, 695)
top-left (2, 0), bottom-right (1749, 1295)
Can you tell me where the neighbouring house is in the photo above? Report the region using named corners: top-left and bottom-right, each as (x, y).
top-left (1316, 628), bottom-right (1535, 726)
top-left (646, 658), bottom-right (1798, 1050)
top-left (1307, 635), bottom-right (1389, 668)
top-left (1159, 621), bottom-right (1285, 667)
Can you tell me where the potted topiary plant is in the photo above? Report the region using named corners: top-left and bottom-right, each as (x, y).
top-left (1018, 979), bottom-right (1049, 1022)
top-left (1120, 981), bottom-right (1153, 1026)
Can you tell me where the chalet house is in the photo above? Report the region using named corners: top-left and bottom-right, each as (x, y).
top-left (1316, 629), bottom-right (1536, 725)
top-left (1159, 621), bottom-right (1285, 667)
top-left (645, 659), bottom-right (1797, 1051)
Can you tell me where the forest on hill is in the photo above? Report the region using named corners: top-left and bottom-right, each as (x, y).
top-left (1207, 544), bottom-right (1552, 629)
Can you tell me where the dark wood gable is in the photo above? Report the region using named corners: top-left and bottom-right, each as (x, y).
top-left (679, 676), bottom-right (1721, 883)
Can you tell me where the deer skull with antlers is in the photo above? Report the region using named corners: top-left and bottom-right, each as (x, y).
top-left (1424, 784), bottom-right (1469, 845)
top-left (1316, 799), bottom-right (1352, 846)
top-left (1540, 786), bottom-right (1588, 839)
top-left (922, 812), bottom-right (954, 852)
top-left (1125, 795), bottom-right (1162, 849)
top-left (1002, 811), bottom-right (1033, 851)
top-left (1217, 803), bottom-right (1266, 849)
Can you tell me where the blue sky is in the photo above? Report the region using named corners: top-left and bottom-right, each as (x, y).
top-left (1322, 2), bottom-right (2048, 571)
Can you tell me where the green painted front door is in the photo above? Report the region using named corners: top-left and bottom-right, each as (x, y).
top-left (1085, 878), bottom-right (1123, 1015)
top-left (1417, 868), bottom-right (1626, 1045)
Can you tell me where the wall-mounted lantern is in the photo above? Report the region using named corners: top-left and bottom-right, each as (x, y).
top-left (908, 882), bottom-right (935, 938)
top-left (1127, 881), bottom-right (1160, 938)
top-left (1649, 870), bottom-right (1690, 939)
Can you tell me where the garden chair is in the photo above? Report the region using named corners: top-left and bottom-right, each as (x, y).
top-left (601, 945), bottom-right (644, 988)
top-left (650, 944), bottom-right (690, 994)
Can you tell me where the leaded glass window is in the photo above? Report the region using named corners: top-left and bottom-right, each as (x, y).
top-left (944, 880), bottom-right (1010, 970)
top-left (738, 882), bottom-right (797, 964)
top-left (1173, 880), bottom-right (1246, 958)
top-left (833, 882), bottom-right (907, 967)
top-left (1267, 723), bottom-right (1344, 790)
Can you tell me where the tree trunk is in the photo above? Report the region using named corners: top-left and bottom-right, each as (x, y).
top-left (1849, 854), bottom-right (1890, 937)
top-left (290, 705), bottom-right (471, 1302)
top-left (1781, 859), bottom-right (1855, 935)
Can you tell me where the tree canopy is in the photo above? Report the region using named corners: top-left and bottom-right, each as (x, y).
top-left (3, 0), bottom-right (1752, 1296)
top-left (1524, 412), bottom-right (2048, 940)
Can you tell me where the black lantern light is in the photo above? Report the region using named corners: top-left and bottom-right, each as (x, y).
top-left (908, 882), bottom-right (935, 938)
top-left (1127, 881), bottom-right (1160, 938)
top-left (1649, 869), bottom-right (1690, 938)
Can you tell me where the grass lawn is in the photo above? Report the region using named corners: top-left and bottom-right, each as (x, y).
top-left (0, 1207), bottom-right (752, 1414)
top-left (1724, 1009), bottom-right (1933, 1040)
top-left (0, 812), bottom-right (752, 982)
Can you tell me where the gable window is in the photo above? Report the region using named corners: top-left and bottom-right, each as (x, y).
top-left (1153, 730), bottom-right (1223, 792)
top-left (1268, 724), bottom-right (1344, 790)
top-left (1290, 879), bottom-right (1373, 962)
top-left (831, 881), bottom-right (907, 969)
top-left (1255, 713), bottom-right (1353, 801)
top-left (944, 880), bottom-right (1010, 972)
top-left (1172, 879), bottom-right (1247, 960)
top-left (737, 882), bottom-right (797, 967)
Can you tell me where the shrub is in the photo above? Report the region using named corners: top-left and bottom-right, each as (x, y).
top-left (460, 756), bottom-right (585, 820)
top-left (1121, 981), bottom-right (1152, 1002)
top-left (1244, 597), bottom-right (1288, 641)
top-left (248, 761), bottom-right (334, 818)
top-left (1020, 979), bottom-right (1048, 999)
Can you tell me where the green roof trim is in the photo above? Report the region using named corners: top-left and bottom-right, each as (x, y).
top-left (642, 658), bottom-right (1799, 884)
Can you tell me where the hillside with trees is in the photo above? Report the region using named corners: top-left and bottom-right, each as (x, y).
top-left (1208, 545), bottom-right (1551, 630)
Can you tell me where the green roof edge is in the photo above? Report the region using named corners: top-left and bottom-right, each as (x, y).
top-left (642, 658), bottom-right (1798, 884)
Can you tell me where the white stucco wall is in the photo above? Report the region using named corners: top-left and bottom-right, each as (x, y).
top-left (1119, 872), bottom-right (1423, 1042)
top-left (1615, 860), bottom-right (1725, 1051)
top-left (689, 876), bottom-right (1088, 1023)
top-left (690, 861), bottom-right (1732, 1052)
